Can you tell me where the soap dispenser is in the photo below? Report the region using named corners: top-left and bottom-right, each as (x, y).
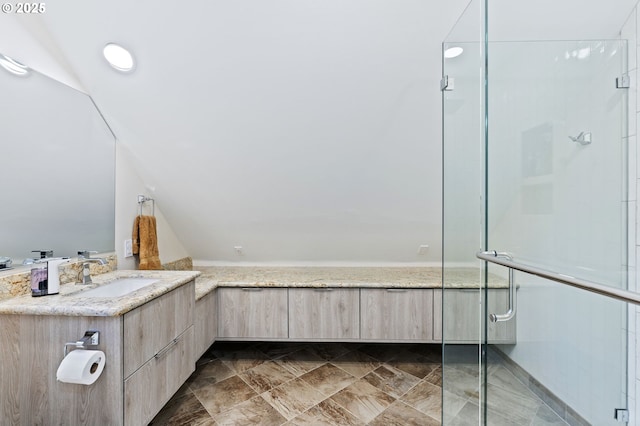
top-left (46, 257), bottom-right (69, 295)
top-left (31, 257), bottom-right (69, 297)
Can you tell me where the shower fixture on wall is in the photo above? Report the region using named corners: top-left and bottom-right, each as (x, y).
top-left (568, 131), bottom-right (592, 145)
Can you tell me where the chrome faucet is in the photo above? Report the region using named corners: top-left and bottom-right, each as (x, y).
top-left (78, 251), bottom-right (107, 285)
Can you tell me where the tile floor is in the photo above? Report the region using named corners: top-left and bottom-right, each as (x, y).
top-left (150, 342), bottom-right (567, 425)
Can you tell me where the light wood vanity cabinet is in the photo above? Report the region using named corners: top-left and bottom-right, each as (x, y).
top-left (433, 288), bottom-right (516, 343)
top-left (0, 279), bottom-right (197, 426)
top-left (123, 281), bottom-right (195, 426)
top-left (195, 290), bottom-right (217, 359)
top-left (211, 284), bottom-right (516, 344)
top-left (360, 288), bottom-right (434, 342)
top-left (289, 288), bottom-right (359, 340)
top-left (217, 287), bottom-right (288, 339)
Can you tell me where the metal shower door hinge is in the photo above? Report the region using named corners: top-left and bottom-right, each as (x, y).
top-left (614, 408), bottom-right (629, 422)
top-left (616, 74), bottom-right (630, 89)
top-left (441, 75), bottom-right (454, 91)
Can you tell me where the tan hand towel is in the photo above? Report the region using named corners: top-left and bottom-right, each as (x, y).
top-left (132, 216), bottom-right (140, 255)
top-left (133, 215), bottom-right (162, 270)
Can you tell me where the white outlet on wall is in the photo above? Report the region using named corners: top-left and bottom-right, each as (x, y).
top-left (234, 246), bottom-right (243, 255)
top-left (417, 245), bottom-right (429, 255)
top-left (124, 239), bottom-right (133, 257)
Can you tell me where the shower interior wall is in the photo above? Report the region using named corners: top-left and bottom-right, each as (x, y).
top-left (621, 6), bottom-right (640, 425)
top-left (491, 5), bottom-right (637, 425)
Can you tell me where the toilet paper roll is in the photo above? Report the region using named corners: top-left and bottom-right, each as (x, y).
top-left (56, 350), bottom-right (106, 385)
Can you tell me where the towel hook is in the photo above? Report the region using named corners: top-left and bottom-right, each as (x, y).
top-left (137, 195), bottom-right (155, 216)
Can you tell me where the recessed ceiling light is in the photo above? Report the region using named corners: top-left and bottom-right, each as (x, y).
top-left (444, 47), bottom-right (464, 59)
top-left (103, 43), bottom-right (135, 72)
top-left (0, 54), bottom-right (30, 76)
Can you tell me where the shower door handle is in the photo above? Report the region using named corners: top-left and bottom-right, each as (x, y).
top-left (480, 251), bottom-right (517, 323)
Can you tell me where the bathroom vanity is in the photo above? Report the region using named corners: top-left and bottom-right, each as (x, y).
top-left (0, 265), bottom-right (514, 426)
top-left (198, 266), bottom-right (516, 344)
top-left (0, 270), bottom-right (199, 426)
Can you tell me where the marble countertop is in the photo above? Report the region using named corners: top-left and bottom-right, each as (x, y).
top-left (194, 266), bottom-right (507, 300)
top-left (0, 270), bottom-right (200, 317)
top-left (0, 265), bottom-right (506, 313)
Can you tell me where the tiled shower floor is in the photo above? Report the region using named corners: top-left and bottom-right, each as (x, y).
top-left (150, 342), bottom-right (567, 425)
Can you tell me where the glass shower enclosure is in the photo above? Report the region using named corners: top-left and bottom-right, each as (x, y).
top-left (442, 0), bottom-right (630, 424)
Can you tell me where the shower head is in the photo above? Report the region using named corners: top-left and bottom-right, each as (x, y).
top-left (569, 132), bottom-right (591, 145)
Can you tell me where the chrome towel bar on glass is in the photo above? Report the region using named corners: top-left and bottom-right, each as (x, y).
top-left (477, 251), bottom-right (516, 322)
top-left (476, 250), bottom-right (640, 306)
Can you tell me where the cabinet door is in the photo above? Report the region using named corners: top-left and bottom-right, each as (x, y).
top-left (434, 289), bottom-right (516, 343)
top-left (289, 288), bottom-right (359, 340)
top-left (217, 288), bottom-right (288, 339)
top-left (361, 288), bottom-right (433, 341)
top-left (123, 281), bottom-right (194, 378)
top-left (124, 326), bottom-right (194, 426)
top-left (195, 290), bottom-right (217, 359)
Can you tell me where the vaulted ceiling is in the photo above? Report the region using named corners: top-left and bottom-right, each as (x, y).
top-left (1, 0), bottom-right (636, 262)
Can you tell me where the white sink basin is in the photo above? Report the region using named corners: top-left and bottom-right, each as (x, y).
top-left (77, 278), bottom-right (159, 298)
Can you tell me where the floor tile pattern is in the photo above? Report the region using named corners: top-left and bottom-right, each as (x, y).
top-left (151, 342), bottom-right (567, 425)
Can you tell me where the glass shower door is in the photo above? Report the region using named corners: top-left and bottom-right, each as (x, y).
top-left (441, 0), bottom-right (486, 421)
top-left (483, 39), bottom-right (629, 426)
top-left (442, 35), bottom-right (630, 425)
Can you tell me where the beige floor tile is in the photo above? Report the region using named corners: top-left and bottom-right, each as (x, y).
top-left (299, 363), bottom-right (356, 397)
top-left (329, 379), bottom-right (396, 423)
top-left (362, 364), bottom-right (421, 398)
top-left (485, 382), bottom-right (541, 424)
top-left (219, 349), bottom-right (270, 374)
top-left (401, 379), bottom-right (442, 419)
top-left (531, 404), bottom-right (569, 425)
top-left (441, 365), bottom-right (480, 400)
top-left (149, 388), bottom-right (214, 426)
top-left (331, 350), bottom-right (381, 378)
top-left (239, 361), bottom-right (297, 393)
top-left (187, 358), bottom-right (236, 391)
top-left (442, 389), bottom-right (469, 421)
top-left (386, 353), bottom-right (440, 379)
top-left (275, 349), bottom-right (327, 377)
top-left (212, 395), bottom-right (287, 426)
top-left (192, 375), bottom-right (258, 416)
top-left (287, 399), bottom-right (365, 425)
top-left (307, 343), bottom-right (353, 360)
top-left (425, 363), bottom-right (443, 387)
top-left (369, 400), bottom-right (440, 426)
top-left (153, 342), bottom-right (573, 426)
top-left (262, 377), bottom-right (327, 420)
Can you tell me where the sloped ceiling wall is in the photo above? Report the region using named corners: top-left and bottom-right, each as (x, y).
top-left (2, 0), bottom-right (635, 263)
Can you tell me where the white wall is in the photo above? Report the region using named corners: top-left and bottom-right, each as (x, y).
top-left (24, 0), bottom-right (470, 265)
top-left (115, 144), bottom-right (189, 269)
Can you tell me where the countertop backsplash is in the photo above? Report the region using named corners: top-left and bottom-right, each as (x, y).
top-left (0, 253), bottom-right (117, 300)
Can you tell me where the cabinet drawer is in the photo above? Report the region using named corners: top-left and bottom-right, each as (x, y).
top-left (361, 288), bottom-right (433, 341)
top-left (218, 288), bottom-right (288, 339)
top-left (195, 290), bottom-right (217, 359)
top-left (123, 281), bottom-right (194, 377)
top-left (124, 326), bottom-right (194, 426)
top-left (434, 289), bottom-right (516, 343)
top-left (289, 288), bottom-right (359, 340)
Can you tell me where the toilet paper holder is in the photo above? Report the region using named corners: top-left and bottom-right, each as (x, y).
top-left (63, 330), bottom-right (100, 357)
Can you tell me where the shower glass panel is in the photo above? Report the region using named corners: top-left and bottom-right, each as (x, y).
top-left (441, 0), bottom-right (486, 423)
top-left (485, 39), bottom-right (628, 425)
top-left (442, 3), bottom-right (629, 424)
